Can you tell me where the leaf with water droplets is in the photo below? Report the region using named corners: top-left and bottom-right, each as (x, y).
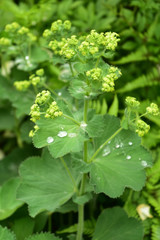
top-left (17, 149), bottom-right (78, 217)
top-left (33, 116), bottom-right (86, 158)
top-left (89, 114), bottom-right (152, 198)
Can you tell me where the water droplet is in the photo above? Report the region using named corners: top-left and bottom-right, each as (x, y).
top-left (102, 147), bottom-right (110, 157)
top-left (115, 144), bottom-right (120, 149)
top-left (47, 137), bottom-right (54, 143)
top-left (57, 131), bottom-right (68, 138)
top-left (68, 133), bottom-right (77, 138)
top-left (25, 56), bottom-right (29, 60)
top-left (80, 121), bottom-right (87, 130)
top-left (141, 161), bottom-right (148, 167)
top-left (126, 155), bottom-right (131, 160)
top-left (108, 141), bottom-right (111, 144)
top-left (58, 92), bottom-right (62, 96)
top-left (128, 142), bottom-right (133, 146)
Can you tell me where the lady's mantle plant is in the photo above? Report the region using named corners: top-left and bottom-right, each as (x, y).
top-left (0, 20), bottom-right (159, 240)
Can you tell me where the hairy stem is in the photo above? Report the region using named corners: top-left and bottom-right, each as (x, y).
top-left (76, 99), bottom-right (89, 240)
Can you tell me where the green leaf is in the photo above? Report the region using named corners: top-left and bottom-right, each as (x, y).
top-left (26, 233), bottom-right (62, 240)
top-left (12, 217), bottom-right (35, 240)
top-left (0, 226), bottom-right (16, 240)
top-left (0, 146), bottom-right (38, 184)
top-left (87, 115), bottom-right (105, 137)
top-left (30, 45), bottom-right (50, 63)
top-left (33, 116), bottom-right (86, 158)
top-left (114, 46), bottom-right (147, 64)
top-left (108, 94), bottom-right (119, 116)
top-left (89, 114), bottom-right (152, 198)
top-left (0, 74), bottom-right (35, 117)
top-left (0, 178), bottom-right (23, 220)
top-left (0, 107), bottom-right (15, 130)
top-left (92, 207), bottom-right (143, 240)
top-left (117, 67), bottom-right (159, 93)
top-left (17, 149), bottom-right (78, 217)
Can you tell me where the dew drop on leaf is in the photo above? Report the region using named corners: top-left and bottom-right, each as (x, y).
top-left (80, 121), bottom-right (87, 130)
top-left (141, 160), bottom-right (148, 167)
top-left (126, 155), bottom-right (131, 160)
top-left (102, 147), bottom-right (110, 157)
top-left (128, 141), bottom-right (133, 146)
top-left (47, 137), bottom-right (54, 144)
top-left (68, 133), bottom-right (77, 138)
top-left (57, 131), bottom-right (68, 137)
top-left (115, 144), bottom-right (120, 149)
top-left (58, 92), bottom-right (62, 96)
top-left (25, 56), bottom-right (29, 60)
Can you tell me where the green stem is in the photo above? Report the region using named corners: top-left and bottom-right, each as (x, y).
top-left (76, 99), bottom-right (89, 240)
top-left (88, 127), bottom-right (122, 163)
top-left (63, 114), bottom-right (81, 126)
top-left (69, 62), bottom-right (75, 76)
top-left (43, 83), bottom-right (58, 96)
top-left (60, 157), bottom-right (79, 193)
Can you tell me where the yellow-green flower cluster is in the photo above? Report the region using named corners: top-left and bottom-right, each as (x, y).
top-left (0, 37), bottom-right (11, 46)
top-left (125, 96), bottom-right (140, 109)
top-left (51, 20), bottom-right (71, 32)
top-left (146, 103), bottom-right (159, 116)
top-left (29, 75), bottom-right (40, 86)
top-left (35, 90), bottom-right (51, 105)
top-left (4, 22), bottom-right (36, 42)
top-left (14, 80), bottom-right (31, 91)
top-left (136, 119), bottom-right (150, 137)
top-left (30, 104), bottom-right (41, 122)
top-left (86, 68), bottom-right (102, 80)
top-left (78, 40), bottom-right (98, 56)
top-left (78, 30), bottom-right (120, 56)
top-left (29, 125), bottom-right (39, 137)
top-left (14, 68), bottom-right (44, 91)
top-left (49, 35), bottom-right (78, 59)
top-left (43, 20), bottom-right (71, 38)
top-left (5, 22), bottom-right (20, 33)
top-left (101, 67), bottom-right (120, 92)
top-left (45, 101), bottom-right (63, 119)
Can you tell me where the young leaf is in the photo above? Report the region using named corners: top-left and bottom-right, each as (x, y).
top-left (17, 149), bottom-right (78, 217)
top-left (0, 226), bottom-right (16, 240)
top-left (89, 114), bottom-right (152, 198)
top-left (92, 207), bottom-right (143, 240)
top-left (108, 94), bottom-right (119, 116)
top-left (0, 178), bottom-right (23, 220)
top-left (12, 217), bottom-right (35, 240)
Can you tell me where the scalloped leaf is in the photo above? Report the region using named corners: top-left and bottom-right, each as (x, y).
top-left (26, 232), bottom-right (61, 240)
top-left (89, 114), bottom-right (152, 198)
top-left (17, 150), bottom-right (78, 217)
top-left (92, 207), bottom-right (143, 240)
top-left (0, 226), bottom-right (16, 240)
top-left (0, 178), bottom-right (23, 220)
top-left (33, 116), bottom-right (86, 158)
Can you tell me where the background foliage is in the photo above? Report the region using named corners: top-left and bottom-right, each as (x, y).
top-left (0, 0), bottom-right (160, 239)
